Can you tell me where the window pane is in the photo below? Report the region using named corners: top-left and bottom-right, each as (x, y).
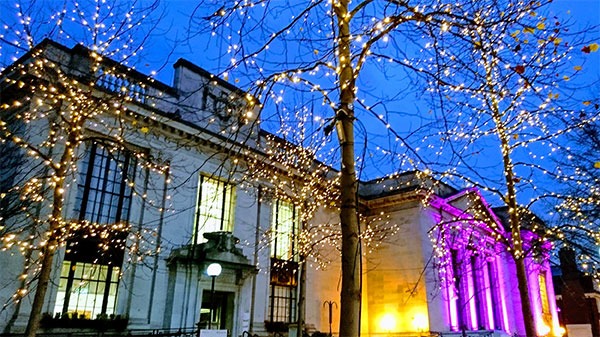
top-left (194, 175), bottom-right (235, 243)
top-left (269, 285), bottom-right (296, 323)
top-left (58, 142), bottom-right (132, 318)
top-left (58, 261), bottom-right (119, 318)
top-left (539, 272), bottom-right (551, 325)
top-left (53, 275), bottom-right (69, 315)
top-left (271, 200), bottom-right (299, 260)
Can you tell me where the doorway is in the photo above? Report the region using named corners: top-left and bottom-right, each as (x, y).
top-left (199, 290), bottom-right (234, 332)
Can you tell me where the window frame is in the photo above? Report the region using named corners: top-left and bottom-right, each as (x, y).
top-left (270, 199), bottom-right (299, 261)
top-left (55, 141), bottom-right (136, 318)
top-left (268, 199), bottom-right (301, 324)
top-left (193, 174), bottom-right (236, 244)
top-left (268, 284), bottom-right (297, 323)
top-left (539, 271), bottom-right (552, 325)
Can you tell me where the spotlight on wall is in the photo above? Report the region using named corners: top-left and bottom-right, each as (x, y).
top-left (413, 313), bottom-right (428, 331)
top-left (380, 313), bottom-right (396, 332)
top-left (537, 324), bottom-right (551, 336)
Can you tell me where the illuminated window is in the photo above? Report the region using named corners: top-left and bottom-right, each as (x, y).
top-left (268, 200), bottom-right (300, 323)
top-left (54, 262), bottom-right (120, 318)
top-left (539, 272), bottom-right (552, 325)
top-left (270, 200), bottom-right (299, 261)
top-left (54, 142), bottom-right (134, 318)
top-left (193, 175), bottom-right (235, 244)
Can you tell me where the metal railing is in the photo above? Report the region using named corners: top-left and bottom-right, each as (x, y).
top-left (0, 327), bottom-right (198, 337)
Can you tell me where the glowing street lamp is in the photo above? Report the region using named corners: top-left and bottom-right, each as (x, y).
top-left (206, 263), bottom-right (222, 329)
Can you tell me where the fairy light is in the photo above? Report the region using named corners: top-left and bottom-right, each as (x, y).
top-left (0, 1), bottom-right (598, 335)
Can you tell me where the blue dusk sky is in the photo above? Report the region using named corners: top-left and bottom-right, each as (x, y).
top-left (1, 0), bottom-right (599, 215)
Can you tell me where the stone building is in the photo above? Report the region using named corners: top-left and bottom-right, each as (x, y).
top-left (0, 40), bottom-right (561, 337)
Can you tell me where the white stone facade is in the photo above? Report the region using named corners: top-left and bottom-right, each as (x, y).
top-left (0, 40), bottom-right (560, 337)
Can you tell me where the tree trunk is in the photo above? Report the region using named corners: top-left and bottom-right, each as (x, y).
top-left (515, 256), bottom-right (536, 337)
top-left (24, 181), bottom-right (64, 337)
top-left (335, 1), bottom-right (361, 336)
top-left (25, 122), bottom-right (77, 337)
top-left (338, 107), bottom-right (360, 337)
top-left (297, 259), bottom-right (306, 336)
top-left (499, 134), bottom-right (536, 337)
top-left (297, 201), bottom-right (307, 337)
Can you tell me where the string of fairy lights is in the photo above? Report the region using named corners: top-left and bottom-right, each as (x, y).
top-left (0, 1), bottom-right (175, 307)
top-left (198, 0), bottom-right (600, 294)
top-left (0, 0), bottom-right (598, 321)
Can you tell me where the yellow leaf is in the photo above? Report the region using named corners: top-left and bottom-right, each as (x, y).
top-left (554, 38), bottom-right (563, 46)
top-left (523, 27), bottom-right (535, 34)
top-left (140, 127), bottom-right (149, 133)
top-left (583, 101), bottom-right (592, 106)
top-left (538, 40), bottom-right (545, 44)
top-left (523, 40), bottom-right (529, 44)
top-left (595, 162), bottom-right (600, 169)
top-left (511, 30), bottom-right (520, 37)
top-left (590, 43), bottom-right (599, 52)
top-left (235, 79), bottom-right (240, 83)
top-left (513, 134), bottom-right (519, 140)
top-left (554, 93), bottom-right (559, 99)
top-left (224, 75), bottom-right (229, 81)
top-left (574, 66), bottom-right (582, 71)
top-left (548, 92), bottom-right (553, 98)
top-left (314, 50), bottom-right (319, 55)
top-left (563, 76), bottom-right (570, 81)
top-left (536, 22), bottom-right (545, 30)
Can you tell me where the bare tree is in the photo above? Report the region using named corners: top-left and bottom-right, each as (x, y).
top-left (185, 0), bottom-right (586, 335)
top-left (0, 1), bottom-right (172, 336)
top-left (409, 4), bottom-right (600, 335)
top-left (552, 93), bottom-right (600, 276)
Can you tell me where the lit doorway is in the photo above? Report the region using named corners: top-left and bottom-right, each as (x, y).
top-left (199, 290), bottom-right (234, 331)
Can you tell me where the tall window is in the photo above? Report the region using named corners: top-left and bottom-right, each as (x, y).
top-left (539, 272), bottom-right (552, 325)
top-left (54, 142), bottom-right (135, 318)
top-left (271, 200), bottom-right (299, 261)
top-left (269, 200), bottom-right (300, 323)
top-left (193, 175), bottom-right (235, 244)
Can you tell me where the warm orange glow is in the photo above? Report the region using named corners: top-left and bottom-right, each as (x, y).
top-left (380, 313), bottom-right (396, 331)
top-left (555, 326), bottom-right (566, 337)
top-left (413, 313), bottom-right (428, 331)
top-left (538, 324), bottom-right (551, 336)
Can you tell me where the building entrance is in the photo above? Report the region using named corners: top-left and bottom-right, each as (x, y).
top-left (199, 290), bottom-right (234, 331)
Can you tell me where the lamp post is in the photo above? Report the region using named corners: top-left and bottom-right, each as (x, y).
top-left (206, 263), bottom-right (222, 329)
top-left (323, 301), bottom-right (337, 336)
